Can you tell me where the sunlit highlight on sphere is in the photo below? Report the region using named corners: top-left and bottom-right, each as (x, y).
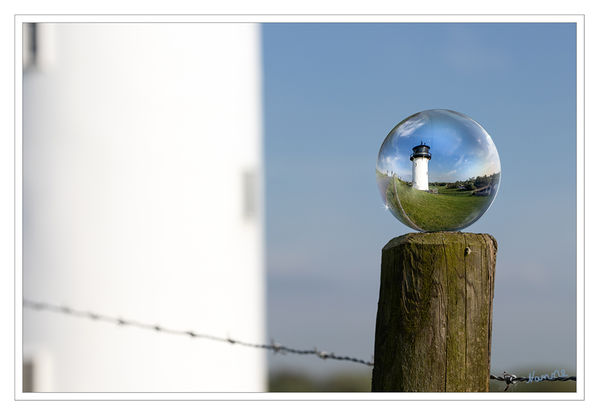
top-left (376, 109), bottom-right (501, 232)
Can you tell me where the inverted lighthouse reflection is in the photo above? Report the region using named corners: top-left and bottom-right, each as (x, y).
top-left (376, 110), bottom-right (501, 232)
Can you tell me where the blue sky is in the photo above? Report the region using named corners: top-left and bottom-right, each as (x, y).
top-left (376, 109), bottom-right (501, 183)
top-left (263, 23), bottom-right (576, 377)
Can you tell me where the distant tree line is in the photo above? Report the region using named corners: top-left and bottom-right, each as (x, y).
top-left (432, 172), bottom-right (500, 191)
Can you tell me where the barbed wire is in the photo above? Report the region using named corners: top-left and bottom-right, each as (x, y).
top-left (490, 372), bottom-right (576, 391)
top-left (22, 299), bottom-right (374, 367)
top-left (22, 299), bottom-right (577, 390)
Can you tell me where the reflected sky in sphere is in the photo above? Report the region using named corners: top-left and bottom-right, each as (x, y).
top-left (376, 109), bottom-right (501, 232)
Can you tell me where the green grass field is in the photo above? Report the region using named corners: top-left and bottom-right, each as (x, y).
top-left (386, 178), bottom-right (492, 231)
top-left (269, 369), bottom-right (576, 392)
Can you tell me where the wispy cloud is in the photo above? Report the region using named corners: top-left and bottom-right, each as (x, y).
top-left (396, 114), bottom-right (427, 137)
top-left (454, 154), bottom-right (466, 167)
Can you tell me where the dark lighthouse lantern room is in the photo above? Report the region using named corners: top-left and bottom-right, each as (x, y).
top-left (409, 142), bottom-right (432, 161)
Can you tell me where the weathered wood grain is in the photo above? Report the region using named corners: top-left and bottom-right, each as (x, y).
top-left (371, 232), bottom-right (497, 392)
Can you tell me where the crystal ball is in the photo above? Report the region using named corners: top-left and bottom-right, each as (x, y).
top-left (376, 109), bottom-right (501, 232)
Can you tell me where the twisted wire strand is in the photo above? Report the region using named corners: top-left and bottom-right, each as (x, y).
top-left (22, 299), bottom-right (374, 367)
top-left (490, 375), bottom-right (576, 383)
top-left (22, 298), bottom-right (578, 387)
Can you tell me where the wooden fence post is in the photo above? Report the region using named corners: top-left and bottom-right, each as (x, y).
top-left (371, 232), bottom-right (497, 392)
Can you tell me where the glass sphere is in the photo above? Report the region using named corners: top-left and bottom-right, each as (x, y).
top-left (376, 109), bottom-right (501, 232)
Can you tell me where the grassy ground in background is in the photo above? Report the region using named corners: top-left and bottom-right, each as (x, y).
top-left (269, 369), bottom-right (576, 392)
top-left (269, 370), bottom-right (371, 392)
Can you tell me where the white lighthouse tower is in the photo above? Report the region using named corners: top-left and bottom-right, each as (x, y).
top-left (22, 23), bottom-right (265, 392)
top-left (410, 143), bottom-right (431, 191)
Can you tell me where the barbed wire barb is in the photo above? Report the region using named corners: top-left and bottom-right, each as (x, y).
top-left (490, 373), bottom-right (576, 391)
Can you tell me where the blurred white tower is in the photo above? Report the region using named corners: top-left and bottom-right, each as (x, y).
top-left (410, 143), bottom-right (431, 191)
top-left (22, 23), bottom-right (265, 392)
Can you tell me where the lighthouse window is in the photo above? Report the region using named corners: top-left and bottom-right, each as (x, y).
top-left (23, 359), bottom-right (35, 392)
top-left (23, 23), bottom-right (39, 70)
top-left (242, 169), bottom-right (258, 221)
